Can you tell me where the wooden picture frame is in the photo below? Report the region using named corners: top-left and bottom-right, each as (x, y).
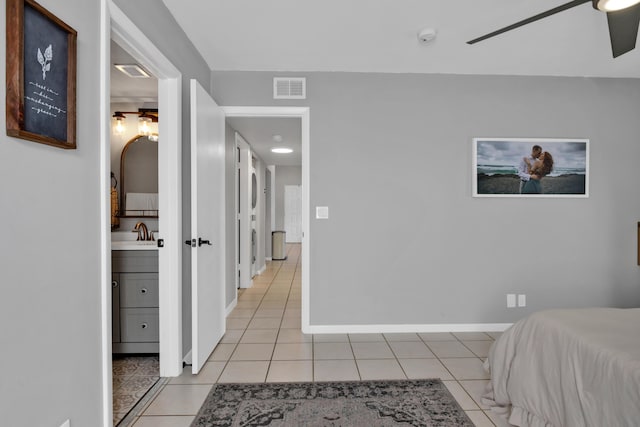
top-left (6, 0), bottom-right (77, 149)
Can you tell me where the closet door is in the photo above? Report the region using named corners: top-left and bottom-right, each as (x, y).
top-left (284, 185), bottom-right (302, 242)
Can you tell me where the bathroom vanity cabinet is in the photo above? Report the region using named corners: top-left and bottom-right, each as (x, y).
top-left (112, 250), bottom-right (159, 353)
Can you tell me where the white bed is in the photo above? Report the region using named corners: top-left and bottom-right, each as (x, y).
top-left (483, 308), bottom-right (640, 427)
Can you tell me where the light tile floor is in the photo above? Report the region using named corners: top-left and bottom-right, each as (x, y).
top-left (127, 244), bottom-right (503, 426)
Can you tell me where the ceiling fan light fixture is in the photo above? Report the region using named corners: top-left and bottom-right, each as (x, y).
top-left (595, 0), bottom-right (640, 11)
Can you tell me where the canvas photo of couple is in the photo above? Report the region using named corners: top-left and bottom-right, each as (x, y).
top-left (473, 138), bottom-right (589, 197)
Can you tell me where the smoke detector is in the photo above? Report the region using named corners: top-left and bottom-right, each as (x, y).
top-left (418, 28), bottom-right (437, 44)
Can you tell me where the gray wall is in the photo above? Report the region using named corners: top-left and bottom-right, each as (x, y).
top-left (212, 71), bottom-right (640, 326)
top-left (114, 0), bottom-right (213, 355)
top-left (0, 1), bottom-right (103, 425)
top-left (274, 166), bottom-right (303, 231)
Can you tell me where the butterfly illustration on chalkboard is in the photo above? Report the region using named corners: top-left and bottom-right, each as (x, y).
top-left (37, 44), bottom-right (53, 80)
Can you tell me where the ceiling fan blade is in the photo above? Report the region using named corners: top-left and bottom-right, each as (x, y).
top-left (467, 0), bottom-right (591, 44)
top-left (606, 4), bottom-right (640, 57)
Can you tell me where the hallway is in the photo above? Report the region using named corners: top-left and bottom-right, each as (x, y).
top-left (125, 244), bottom-right (505, 426)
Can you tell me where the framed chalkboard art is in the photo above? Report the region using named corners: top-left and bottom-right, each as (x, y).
top-left (6, 0), bottom-right (77, 149)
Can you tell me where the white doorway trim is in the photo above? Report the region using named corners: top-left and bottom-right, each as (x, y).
top-left (236, 133), bottom-right (252, 288)
top-left (101, 1), bottom-right (183, 425)
top-left (222, 106), bottom-right (311, 332)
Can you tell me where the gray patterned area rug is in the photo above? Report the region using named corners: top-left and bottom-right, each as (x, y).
top-left (191, 379), bottom-right (474, 427)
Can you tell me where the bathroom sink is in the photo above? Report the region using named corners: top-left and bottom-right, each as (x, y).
top-left (111, 232), bottom-right (158, 251)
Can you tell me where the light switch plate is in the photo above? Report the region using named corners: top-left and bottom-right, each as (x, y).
top-left (506, 294), bottom-right (516, 308)
top-left (316, 206), bottom-right (329, 219)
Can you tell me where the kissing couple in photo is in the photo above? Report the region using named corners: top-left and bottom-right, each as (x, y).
top-left (518, 145), bottom-right (554, 194)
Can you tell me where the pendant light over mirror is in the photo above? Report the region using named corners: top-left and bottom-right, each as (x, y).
top-left (137, 114), bottom-right (153, 136)
top-left (111, 108), bottom-right (158, 137)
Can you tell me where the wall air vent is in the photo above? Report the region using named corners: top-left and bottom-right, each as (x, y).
top-left (273, 77), bottom-right (306, 99)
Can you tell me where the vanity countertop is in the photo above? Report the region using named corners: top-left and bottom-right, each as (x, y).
top-left (112, 241), bottom-right (158, 251)
top-left (111, 231), bottom-right (158, 251)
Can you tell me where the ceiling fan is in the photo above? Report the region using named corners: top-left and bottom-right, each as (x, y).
top-left (467, 0), bottom-right (640, 57)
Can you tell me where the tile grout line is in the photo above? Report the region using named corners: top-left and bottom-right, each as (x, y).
top-left (445, 333), bottom-right (496, 426)
top-left (418, 334), bottom-right (488, 417)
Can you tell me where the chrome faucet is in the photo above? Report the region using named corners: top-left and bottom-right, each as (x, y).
top-left (133, 222), bottom-right (151, 241)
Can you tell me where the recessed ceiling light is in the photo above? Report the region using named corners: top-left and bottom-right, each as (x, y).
top-left (114, 64), bottom-right (151, 78)
top-left (271, 147), bottom-right (293, 154)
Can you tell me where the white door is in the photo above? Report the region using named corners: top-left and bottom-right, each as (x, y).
top-left (236, 134), bottom-right (252, 288)
top-left (190, 79), bottom-right (226, 374)
top-left (284, 185), bottom-right (302, 242)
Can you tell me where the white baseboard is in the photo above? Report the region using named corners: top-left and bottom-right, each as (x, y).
top-left (183, 350), bottom-right (192, 365)
top-left (225, 298), bottom-right (238, 317)
top-left (266, 257), bottom-right (272, 261)
top-left (258, 264), bottom-right (266, 275)
top-left (302, 323), bottom-right (512, 334)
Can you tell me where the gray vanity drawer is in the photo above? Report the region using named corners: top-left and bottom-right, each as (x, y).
top-left (120, 308), bottom-right (159, 342)
top-left (112, 251), bottom-right (158, 273)
top-left (120, 273), bottom-right (158, 308)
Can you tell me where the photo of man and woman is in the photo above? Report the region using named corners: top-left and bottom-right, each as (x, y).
top-left (473, 138), bottom-right (588, 197)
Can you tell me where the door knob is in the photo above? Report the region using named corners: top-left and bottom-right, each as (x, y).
top-left (198, 238), bottom-right (212, 247)
top-left (185, 239), bottom-right (196, 247)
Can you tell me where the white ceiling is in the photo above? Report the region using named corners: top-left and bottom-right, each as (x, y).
top-left (161, 0), bottom-right (640, 78)
top-left (227, 117), bottom-right (302, 166)
top-left (111, 40), bottom-right (158, 102)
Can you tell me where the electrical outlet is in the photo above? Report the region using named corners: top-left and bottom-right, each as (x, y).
top-left (506, 294), bottom-right (516, 308)
top-left (518, 294), bottom-right (526, 307)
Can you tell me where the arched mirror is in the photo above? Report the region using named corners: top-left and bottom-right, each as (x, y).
top-left (119, 134), bottom-right (159, 217)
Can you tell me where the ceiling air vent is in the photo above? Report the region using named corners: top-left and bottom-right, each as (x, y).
top-left (114, 64), bottom-right (151, 78)
top-left (273, 77), bottom-right (306, 99)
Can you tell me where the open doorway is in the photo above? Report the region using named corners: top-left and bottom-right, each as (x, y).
top-left (102, 3), bottom-right (183, 426)
top-left (229, 118), bottom-right (301, 291)
top-left (223, 107), bottom-right (310, 331)
top-left (109, 39), bottom-right (162, 426)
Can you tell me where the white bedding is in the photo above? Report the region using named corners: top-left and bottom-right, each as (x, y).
top-left (483, 308), bottom-right (640, 427)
